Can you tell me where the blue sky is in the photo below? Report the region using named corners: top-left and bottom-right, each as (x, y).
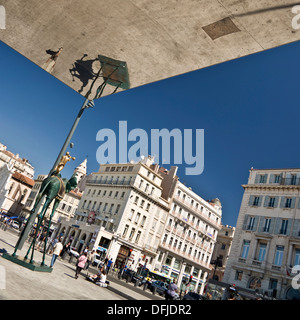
top-left (1, 40), bottom-right (300, 227)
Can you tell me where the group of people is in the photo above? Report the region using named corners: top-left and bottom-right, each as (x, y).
top-left (49, 238), bottom-right (110, 286)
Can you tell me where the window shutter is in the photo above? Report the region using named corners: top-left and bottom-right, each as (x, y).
top-left (286, 219), bottom-right (292, 236)
top-left (257, 196), bottom-right (262, 207)
top-left (248, 195), bottom-right (254, 206)
top-left (269, 218), bottom-right (275, 233)
top-left (252, 217), bottom-right (258, 231)
top-left (242, 214), bottom-right (249, 230)
top-left (264, 174), bottom-right (269, 183)
top-left (292, 219), bottom-right (300, 237)
top-left (291, 197), bottom-right (296, 209)
top-left (274, 218), bottom-right (281, 234)
top-left (255, 174), bottom-right (260, 184)
top-left (280, 197), bottom-right (286, 208)
top-left (274, 196), bottom-right (279, 208)
top-left (258, 216), bottom-right (264, 232)
top-left (269, 174), bottom-right (275, 183)
top-left (264, 196), bottom-right (270, 207)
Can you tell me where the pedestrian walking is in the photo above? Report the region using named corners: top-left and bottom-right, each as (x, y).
top-left (75, 252), bottom-right (88, 279)
top-left (36, 231), bottom-right (47, 251)
top-left (85, 250), bottom-right (96, 270)
top-left (106, 258), bottom-right (113, 275)
top-left (50, 238), bottom-right (63, 267)
top-left (165, 279), bottom-right (178, 300)
top-left (60, 241), bottom-right (71, 259)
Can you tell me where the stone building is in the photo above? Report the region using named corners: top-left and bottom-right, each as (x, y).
top-left (208, 224), bottom-right (235, 282)
top-left (0, 142), bottom-right (35, 216)
top-left (56, 157), bottom-right (222, 294)
top-left (223, 168), bottom-right (300, 300)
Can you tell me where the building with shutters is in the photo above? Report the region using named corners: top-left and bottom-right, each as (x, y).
top-left (56, 158), bottom-right (222, 294)
top-left (223, 168), bottom-right (300, 300)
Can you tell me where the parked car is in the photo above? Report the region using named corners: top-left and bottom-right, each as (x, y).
top-left (92, 254), bottom-right (104, 267)
top-left (121, 269), bottom-right (145, 285)
top-left (150, 280), bottom-right (169, 296)
top-left (182, 292), bottom-right (209, 300)
top-left (11, 221), bottom-right (20, 229)
top-left (69, 246), bottom-right (79, 257)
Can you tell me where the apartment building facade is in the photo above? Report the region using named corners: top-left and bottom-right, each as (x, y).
top-left (56, 156), bottom-right (170, 267)
top-left (223, 168), bottom-right (300, 300)
top-left (207, 224), bottom-right (235, 282)
top-left (157, 166), bottom-right (222, 294)
top-left (0, 142), bottom-right (35, 215)
top-left (56, 158), bottom-right (222, 293)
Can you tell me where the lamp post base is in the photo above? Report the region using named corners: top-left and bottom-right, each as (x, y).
top-left (1, 253), bottom-right (53, 273)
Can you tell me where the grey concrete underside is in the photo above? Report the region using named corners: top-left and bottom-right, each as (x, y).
top-left (1, 0), bottom-right (300, 98)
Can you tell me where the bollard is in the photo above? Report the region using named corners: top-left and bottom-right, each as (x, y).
top-left (143, 282), bottom-right (147, 291)
top-left (152, 286), bottom-right (157, 295)
top-left (69, 254), bottom-right (74, 264)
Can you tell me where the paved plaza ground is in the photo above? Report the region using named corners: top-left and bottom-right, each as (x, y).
top-left (0, 227), bottom-right (156, 300)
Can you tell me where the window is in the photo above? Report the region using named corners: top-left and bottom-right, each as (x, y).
top-left (140, 215), bottom-right (146, 227)
top-left (294, 249), bottom-right (300, 266)
top-left (129, 228), bottom-right (135, 240)
top-left (247, 217), bottom-right (256, 231)
top-left (274, 175), bottom-right (281, 183)
top-left (285, 198), bottom-right (293, 209)
top-left (241, 240), bottom-right (250, 259)
top-left (268, 197), bottom-right (276, 207)
top-left (291, 175), bottom-right (297, 185)
top-left (280, 220), bottom-right (288, 235)
top-left (263, 218), bottom-right (271, 232)
top-left (115, 204), bottom-right (120, 214)
top-left (139, 179), bottom-right (144, 189)
top-left (257, 243), bottom-right (267, 262)
top-left (128, 209), bottom-right (134, 220)
top-left (109, 204), bottom-right (114, 213)
top-left (269, 279), bottom-right (278, 291)
top-left (123, 225), bottom-right (129, 237)
top-left (135, 231), bottom-right (141, 243)
top-left (259, 174), bottom-right (267, 183)
top-left (274, 246), bottom-right (284, 266)
top-left (174, 259), bottom-right (181, 270)
top-left (165, 256), bottom-right (172, 266)
top-left (135, 212), bottom-right (141, 224)
top-left (253, 197), bottom-right (260, 206)
top-left (235, 270), bottom-right (243, 281)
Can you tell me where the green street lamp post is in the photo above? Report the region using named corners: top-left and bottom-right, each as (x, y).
top-left (4, 54), bottom-right (130, 271)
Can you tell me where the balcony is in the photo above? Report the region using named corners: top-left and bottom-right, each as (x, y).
top-left (87, 179), bottom-right (134, 186)
top-left (252, 260), bottom-right (262, 267)
top-left (159, 241), bottom-right (211, 270)
top-left (173, 194), bottom-right (221, 229)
